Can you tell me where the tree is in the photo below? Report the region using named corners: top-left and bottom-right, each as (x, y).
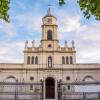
top-left (0, 0), bottom-right (100, 22)
top-left (0, 0), bottom-right (10, 22)
top-left (59, 0), bottom-right (100, 20)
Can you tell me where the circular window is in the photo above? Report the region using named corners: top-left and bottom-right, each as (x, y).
top-left (48, 44), bottom-right (52, 48)
top-left (30, 76), bottom-right (34, 81)
top-left (66, 76), bottom-right (70, 80)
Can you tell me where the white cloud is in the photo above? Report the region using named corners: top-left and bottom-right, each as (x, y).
top-left (0, 21), bottom-right (17, 37)
top-left (13, 13), bottom-right (42, 33)
top-left (74, 23), bottom-right (100, 63)
top-left (0, 40), bottom-right (40, 63)
top-left (75, 23), bottom-right (100, 42)
top-left (59, 15), bottom-right (80, 33)
top-left (0, 41), bottom-right (24, 63)
top-left (57, 12), bottom-right (81, 40)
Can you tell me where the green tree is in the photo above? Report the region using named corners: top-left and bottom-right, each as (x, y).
top-left (0, 0), bottom-right (10, 22)
top-left (0, 0), bottom-right (100, 22)
top-left (59, 0), bottom-right (100, 20)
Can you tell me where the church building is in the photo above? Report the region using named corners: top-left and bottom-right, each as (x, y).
top-left (0, 8), bottom-right (100, 100)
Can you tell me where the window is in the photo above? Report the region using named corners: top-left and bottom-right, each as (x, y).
top-left (70, 56), bottom-right (73, 64)
top-left (30, 84), bottom-right (33, 90)
top-left (66, 76), bottom-right (70, 80)
top-left (62, 56), bottom-right (65, 64)
top-left (30, 76), bottom-right (34, 81)
top-left (66, 56), bottom-right (69, 64)
top-left (48, 56), bottom-right (52, 68)
top-left (27, 56), bottom-right (30, 64)
top-left (48, 44), bottom-right (52, 48)
top-left (47, 30), bottom-right (52, 40)
top-left (68, 85), bottom-right (70, 90)
top-left (31, 56), bottom-right (34, 64)
top-left (35, 56), bottom-right (38, 64)
top-left (83, 76), bottom-right (94, 82)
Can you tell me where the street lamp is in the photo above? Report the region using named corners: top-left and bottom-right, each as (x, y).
top-left (15, 79), bottom-right (18, 100)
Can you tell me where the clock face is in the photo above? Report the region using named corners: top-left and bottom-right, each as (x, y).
top-left (47, 18), bottom-right (52, 23)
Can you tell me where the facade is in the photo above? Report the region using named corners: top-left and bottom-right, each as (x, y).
top-left (0, 8), bottom-right (100, 100)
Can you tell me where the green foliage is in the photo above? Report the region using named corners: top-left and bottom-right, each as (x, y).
top-left (78, 0), bottom-right (100, 20)
top-left (59, 0), bottom-right (100, 20)
top-left (59, 0), bottom-right (65, 6)
top-left (0, 0), bottom-right (10, 22)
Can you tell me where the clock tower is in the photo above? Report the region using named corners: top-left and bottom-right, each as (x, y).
top-left (41, 8), bottom-right (59, 51)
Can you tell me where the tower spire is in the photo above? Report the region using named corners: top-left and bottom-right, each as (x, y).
top-left (47, 5), bottom-right (51, 15)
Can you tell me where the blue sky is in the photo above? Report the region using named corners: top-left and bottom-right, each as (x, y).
top-left (0, 0), bottom-right (100, 63)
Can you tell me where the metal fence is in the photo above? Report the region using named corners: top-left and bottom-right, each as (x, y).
top-left (0, 82), bottom-right (43, 100)
top-left (58, 82), bottom-right (100, 100)
top-left (0, 81), bottom-right (100, 100)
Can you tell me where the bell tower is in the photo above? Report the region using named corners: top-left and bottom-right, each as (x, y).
top-left (41, 8), bottom-right (59, 51)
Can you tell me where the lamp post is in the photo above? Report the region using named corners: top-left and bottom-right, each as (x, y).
top-left (15, 79), bottom-right (18, 100)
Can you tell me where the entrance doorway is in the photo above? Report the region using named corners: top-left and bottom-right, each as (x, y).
top-left (45, 77), bottom-right (55, 99)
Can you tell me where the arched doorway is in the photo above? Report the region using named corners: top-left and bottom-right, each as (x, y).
top-left (45, 77), bottom-right (55, 99)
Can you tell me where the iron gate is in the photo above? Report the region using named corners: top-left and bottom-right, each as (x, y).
top-left (58, 81), bottom-right (100, 100)
top-left (1, 81), bottom-right (100, 100)
top-left (0, 82), bottom-right (43, 100)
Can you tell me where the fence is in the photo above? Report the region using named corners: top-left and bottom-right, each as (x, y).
top-left (0, 82), bottom-right (43, 100)
top-left (0, 81), bottom-right (100, 100)
top-left (58, 82), bottom-right (100, 100)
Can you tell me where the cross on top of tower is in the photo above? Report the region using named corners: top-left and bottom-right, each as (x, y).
top-left (47, 5), bottom-right (52, 15)
top-left (43, 5), bottom-right (56, 19)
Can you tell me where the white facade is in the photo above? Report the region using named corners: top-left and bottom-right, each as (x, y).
top-left (0, 8), bottom-right (100, 100)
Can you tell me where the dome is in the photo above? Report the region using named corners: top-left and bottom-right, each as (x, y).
top-left (43, 8), bottom-right (56, 19)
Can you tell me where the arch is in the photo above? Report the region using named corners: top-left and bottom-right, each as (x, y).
top-left (6, 76), bottom-right (17, 82)
top-left (45, 77), bottom-right (55, 99)
top-left (75, 76), bottom-right (97, 92)
top-left (47, 30), bottom-right (52, 40)
top-left (70, 56), bottom-right (73, 64)
top-left (27, 56), bottom-right (30, 64)
top-left (48, 56), bottom-right (52, 68)
top-left (35, 56), bottom-right (38, 64)
top-left (31, 56), bottom-right (34, 64)
top-left (62, 56), bottom-right (65, 64)
top-left (4, 75), bottom-right (17, 83)
top-left (66, 56), bottom-right (69, 64)
top-left (82, 75), bottom-right (95, 82)
top-left (3, 76), bottom-right (17, 93)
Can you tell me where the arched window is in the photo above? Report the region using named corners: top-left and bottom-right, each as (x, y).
top-left (4, 76), bottom-right (17, 93)
top-left (47, 30), bottom-right (52, 40)
top-left (35, 56), bottom-right (38, 64)
top-left (70, 56), bottom-right (73, 64)
top-left (31, 56), bottom-right (34, 64)
top-left (83, 76), bottom-right (95, 82)
top-left (62, 56), bottom-right (65, 64)
top-left (27, 56), bottom-right (30, 64)
top-left (66, 56), bottom-right (69, 64)
top-left (48, 56), bottom-right (52, 68)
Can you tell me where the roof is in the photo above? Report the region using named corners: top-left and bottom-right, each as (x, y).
top-left (43, 8), bottom-right (57, 19)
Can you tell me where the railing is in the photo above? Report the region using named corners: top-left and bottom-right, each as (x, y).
top-left (0, 81), bottom-right (100, 100)
top-left (58, 82), bottom-right (100, 100)
top-left (61, 92), bottom-right (100, 100)
top-left (0, 82), bottom-right (43, 100)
